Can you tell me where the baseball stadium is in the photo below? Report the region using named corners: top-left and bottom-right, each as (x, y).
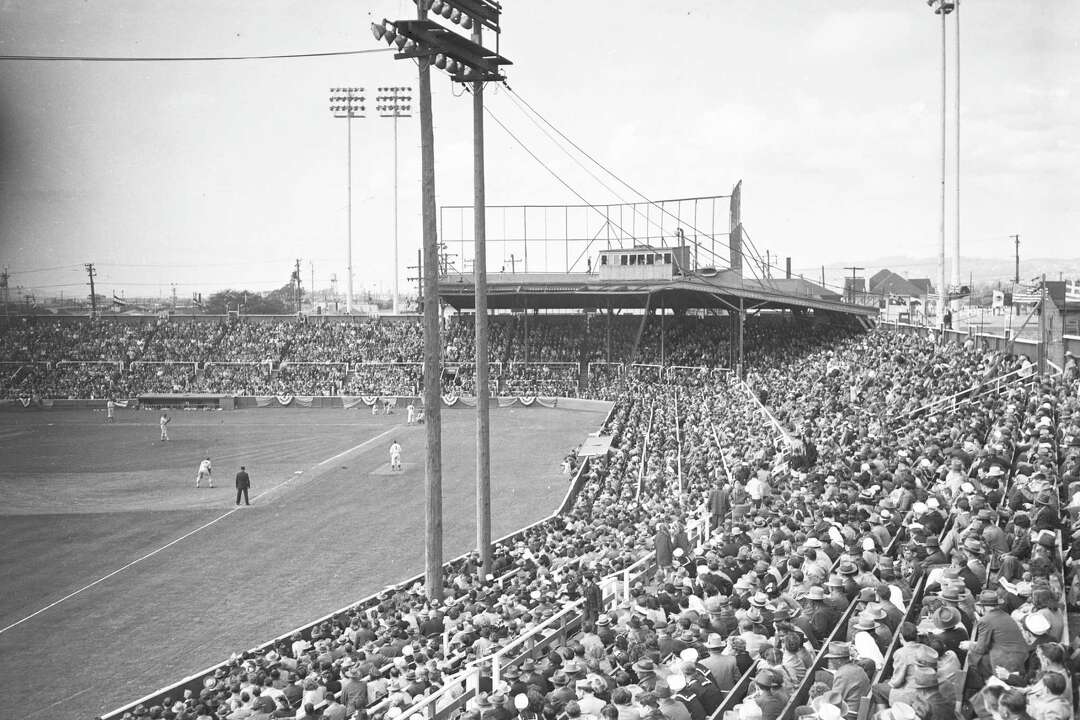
top-left (1, 3), bottom-right (1078, 720)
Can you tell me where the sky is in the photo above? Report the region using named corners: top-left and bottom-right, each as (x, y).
top-left (0, 0), bottom-right (1076, 303)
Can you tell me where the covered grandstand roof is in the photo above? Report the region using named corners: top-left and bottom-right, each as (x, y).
top-left (438, 271), bottom-right (875, 316)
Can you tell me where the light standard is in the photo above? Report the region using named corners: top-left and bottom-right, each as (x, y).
top-left (953, 1), bottom-right (961, 301)
top-left (928, 0), bottom-right (955, 324)
top-left (329, 87), bottom-right (366, 314)
top-left (376, 86), bottom-right (413, 315)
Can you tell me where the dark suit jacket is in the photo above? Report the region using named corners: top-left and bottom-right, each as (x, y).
top-left (236, 470), bottom-right (251, 489)
top-left (971, 609), bottom-right (1030, 673)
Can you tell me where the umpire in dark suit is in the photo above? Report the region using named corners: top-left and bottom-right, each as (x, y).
top-left (235, 466), bottom-right (251, 506)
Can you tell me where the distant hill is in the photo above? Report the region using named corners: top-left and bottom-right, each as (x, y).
top-left (818, 256), bottom-right (1080, 289)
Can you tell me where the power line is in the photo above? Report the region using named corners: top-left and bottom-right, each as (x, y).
top-left (499, 91), bottom-right (641, 221)
top-left (1, 263), bottom-right (85, 274)
top-left (0, 48), bottom-right (394, 62)
top-left (483, 106), bottom-right (637, 248)
top-left (503, 85), bottom-right (734, 261)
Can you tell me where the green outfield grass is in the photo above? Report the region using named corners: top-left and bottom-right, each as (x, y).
top-left (0, 404), bottom-right (607, 720)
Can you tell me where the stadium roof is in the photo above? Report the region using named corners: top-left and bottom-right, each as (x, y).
top-left (438, 271), bottom-right (877, 316)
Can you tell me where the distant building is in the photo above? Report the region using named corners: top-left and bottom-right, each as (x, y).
top-left (867, 270), bottom-right (933, 301)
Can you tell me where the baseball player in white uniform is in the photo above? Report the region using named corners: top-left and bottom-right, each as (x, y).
top-left (389, 440), bottom-right (402, 472)
top-left (196, 457), bottom-right (213, 488)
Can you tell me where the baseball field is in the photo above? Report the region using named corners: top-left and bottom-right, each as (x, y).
top-left (0, 402), bottom-right (608, 720)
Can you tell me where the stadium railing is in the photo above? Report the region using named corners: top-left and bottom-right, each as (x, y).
top-left (635, 405), bottom-right (656, 502)
top-left (629, 363), bottom-right (663, 384)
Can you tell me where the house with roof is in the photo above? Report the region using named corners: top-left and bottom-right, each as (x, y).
top-left (867, 269), bottom-right (933, 300)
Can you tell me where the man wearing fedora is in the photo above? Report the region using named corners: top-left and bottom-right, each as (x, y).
top-left (904, 667), bottom-right (953, 720)
top-left (749, 668), bottom-right (788, 720)
top-left (927, 606), bottom-right (969, 661)
top-left (699, 633), bottom-right (739, 692)
top-left (964, 590), bottom-right (1029, 687)
top-left (823, 641), bottom-right (869, 710)
top-left (805, 586), bottom-right (838, 644)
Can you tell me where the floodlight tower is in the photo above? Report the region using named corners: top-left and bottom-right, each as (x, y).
top-left (329, 87), bottom-right (366, 313)
top-left (376, 86), bottom-right (414, 315)
top-left (928, 0), bottom-right (955, 323)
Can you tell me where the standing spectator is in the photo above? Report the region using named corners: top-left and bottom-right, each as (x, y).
top-left (654, 523), bottom-right (673, 576)
top-left (235, 466), bottom-right (251, 506)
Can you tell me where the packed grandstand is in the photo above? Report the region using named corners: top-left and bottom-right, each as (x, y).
top-left (0, 314), bottom-right (728, 400)
top-left (3, 313), bottom-right (1079, 720)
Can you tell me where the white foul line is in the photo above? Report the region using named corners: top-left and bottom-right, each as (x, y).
top-left (316, 426), bottom-right (397, 467)
top-left (0, 426), bottom-right (399, 636)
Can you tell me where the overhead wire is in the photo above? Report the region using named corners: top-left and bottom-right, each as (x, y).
top-left (0, 48), bottom-right (395, 62)
top-left (503, 85), bottom-right (735, 265)
top-left (482, 105), bottom-right (639, 255)
top-left (500, 90), bottom-right (667, 244)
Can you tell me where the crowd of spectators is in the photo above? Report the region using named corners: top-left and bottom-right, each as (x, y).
top-left (0, 314), bottom-right (744, 399)
top-left (200, 364), bottom-right (275, 396)
top-left (101, 317), bottom-right (1078, 720)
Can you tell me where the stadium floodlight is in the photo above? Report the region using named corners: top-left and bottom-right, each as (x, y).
top-left (371, 85), bottom-right (413, 316)
top-left (329, 86), bottom-right (367, 314)
top-left (927, 0), bottom-right (959, 323)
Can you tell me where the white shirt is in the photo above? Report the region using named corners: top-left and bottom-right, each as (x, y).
top-left (390, 442), bottom-right (401, 457)
top-left (198, 459), bottom-right (212, 475)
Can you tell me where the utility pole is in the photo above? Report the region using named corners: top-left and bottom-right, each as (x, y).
top-left (1011, 234), bottom-right (1020, 284)
top-left (407, 250), bottom-right (422, 312)
top-left (171, 283), bottom-right (178, 310)
top-left (471, 20), bottom-right (492, 578)
top-left (844, 266), bottom-right (865, 304)
top-left (294, 258), bottom-right (303, 313)
top-left (84, 263), bottom-right (97, 316)
top-left (310, 261), bottom-right (315, 309)
top-left (373, 0), bottom-right (510, 600)
top-left (417, 8), bottom-right (445, 601)
top-left (1, 266), bottom-right (9, 314)
top-left (1037, 273), bottom-right (1046, 375)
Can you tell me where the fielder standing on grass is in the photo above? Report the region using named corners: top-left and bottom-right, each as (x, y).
top-left (235, 465), bottom-right (251, 506)
top-left (159, 409), bottom-right (171, 441)
top-left (389, 439), bottom-right (402, 472)
top-left (196, 456), bottom-right (213, 488)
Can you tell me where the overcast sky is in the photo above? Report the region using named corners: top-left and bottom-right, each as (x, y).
top-left (0, 0), bottom-right (1076, 301)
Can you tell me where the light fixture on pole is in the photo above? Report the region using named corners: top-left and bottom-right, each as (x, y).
top-left (928, 0), bottom-right (954, 323)
top-left (329, 87), bottom-right (366, 314)
top-left (376, 86), bottom-right (414, 315)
